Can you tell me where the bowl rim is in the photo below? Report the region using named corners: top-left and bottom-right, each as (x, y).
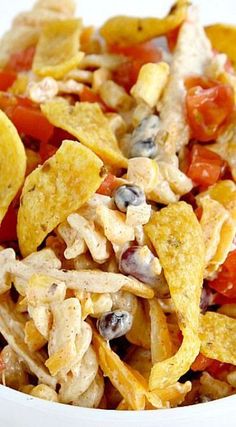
top-left (0, 384), bottom-right (235, 421)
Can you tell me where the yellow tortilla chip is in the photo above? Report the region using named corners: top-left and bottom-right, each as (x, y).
top-left (92, 329), bottom-right (147, 410)
top-left (197, 180), bottom-right (236, 277)
top-left (198, 197), bottom-right (229, 265)
top-left (0, 110), bottom-right (26, 223)
top-left (197, 180), bottom-right (236, 221)
top-left (125, 347), bottom-right (152, 381)
top-left (149, 298), bottom-right (173, 364)
top-left (33, 19), bottom-right (84, 79)
top-left (17, 140), bottom-right (104, 257)
top-left (41, 99), bottom-right (127, 168)
top-left (205, 217), bottom-right (236, 278)
top-left (205, 24), bottom-right (236, 68)
top-left (200, 312), bottom-right (236, 365)
top-left (100, 0), bottom-right (188, 45)
top-left (148, 381), bottom-right (191, 408)
top-left (126, 299), bottom-right (151, 349)
top-left (145, 202), bottom-right (205, 390)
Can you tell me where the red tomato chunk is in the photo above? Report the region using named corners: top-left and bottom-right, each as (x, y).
top-left (186, 144), bottom-right (226, 187)
top-left (208, 250), bottom-right (236, 298)
top-left (110, 41), bottom-right (162, 92)
top-left (6, 46), bottom-right (36, 72)
top-left (0, 70), bottom-right (17, 91)
top-left (186, 82), bottom-right (234, 142)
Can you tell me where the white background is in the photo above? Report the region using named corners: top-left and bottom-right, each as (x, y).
top-left (0, 0), bottom-right (236, 35)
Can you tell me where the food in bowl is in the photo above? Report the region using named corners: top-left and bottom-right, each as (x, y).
top-left (0, 0), bottom-right (235, 411)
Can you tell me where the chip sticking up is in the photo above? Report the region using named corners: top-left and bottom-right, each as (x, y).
top-left (100, 0), bottom-right (188, 45)
top-left (200, 312), bottom-right (236, 365)
top-left (41, 99), bottom-right (127, 168)
top-left (198, 197), bottom-right (229, 266)
top-left (145, 202), bottom-right (205, 390)
top-left (0, 109), bottom-right (26, 224)
top-left (33, 19), bottom-right (84, 79)
top-left (149, 298), bottom-right (173, 364)
top-left (197, 180), bottom-right (236, 222)
top-left (205, 24), bottom-right (236, 68)
top-left (92, 328), bottom-right (147, 410)
top-left (197, 180), bottom-right (236, 273)
top-left (17, 140), bottom-right (104, 257)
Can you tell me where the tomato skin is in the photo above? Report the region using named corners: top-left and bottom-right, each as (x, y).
top-left (79, 86), bottom-right (102, 104)
top-left (166, 26), bottom-right (180, 52)
top-left (0, 197), bottom-right (19, 242)
top-left (191, 353), bottom-right (214, 372)
top-left (186, 83), bottom-right (234, 142)
top-left (214, 294), bottom-right (236, 305)
top-left (11, 105), bottom-right (54, 144)
top-left (39, 143), bottom-right (58, 163)
top-left (207, 360), bottom-right (234, 381)
top-left (0, 92), bottom-right (54, 143)
top-left (195, 206), bottom-right (203, 221)
top-left (0, 70), bottom-right (17, 91)
top-left (113, 60), bottom-right (141, 93)
top-left (208, 250), bottom-right (236, 298)
top-left (79, 86), bottom-right (111, 112)
top-left (110, 41), bottom-right (162, 92)
top-left (186, 144), bottom-right (226, 187)
top-left (97, 173), bottom-right (120, 196)
top-left (109, 41), bottom-right (162, 63)
top-left (6, 46), bottom-right (35, 72)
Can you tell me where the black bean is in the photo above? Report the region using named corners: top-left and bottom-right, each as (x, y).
top-left (114, 184), bottom-right (145, 212)
top-left (119, 245), bottom-right (157, 285)
top-left (97, 310), bottom-right (133, 340)
top-left (130, 138), bottom-right (158, 159)
top-left (129, 115), bottom-right (159, 159)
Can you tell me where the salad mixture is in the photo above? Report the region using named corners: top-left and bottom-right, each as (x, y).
top-left (0, 0), bottom-right (236, 410)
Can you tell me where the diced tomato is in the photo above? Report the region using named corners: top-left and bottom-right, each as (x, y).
top-left (113, 60), bottom-right (142, 93)
top-left (186, 144), bottom-right (226, 187)
top-left (185, 76), bottom-right (219, 91)
top-left (80, 86), bottom-right (101, 103)
top-left (214, 294), bottom-right (236, 305)
top-left (49, 128), bottom-right (74, 148)
top-left (6, 46), bottom-right (35, 72)
top-left (0, 197), bottom-right (19, 242)
top-left (195, 206), bottom-right (203, 221)
top-left (166, 26), bottom-right (180, 52)
top-left (11, 105), bottom-right (54, 144)
top-left (39, 143), bottom-right (58, 163)
top-left (180, 188), bottom-right (198, 210)
top-left (0, 92), bottom-right (34, 111)
top-left (191, 353), bottom-right (214, 372)
top-left (97, 173), bottom-right (119, 196)
top-left (186, 82), bottom-right (234, 142)
top-left (207, 360), bottom-right (234, 381)
top-left (110, 41), bottom-right (162, 93)
top-left (208, 250), bottom-right (236, 298)
top-left (109, 41), bottom-right (162, 63)
top-left (79, 86), bottom-right (111, 112)
top-left (0, 70), bottom-right (17, 91)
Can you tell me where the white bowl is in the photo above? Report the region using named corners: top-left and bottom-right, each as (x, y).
top-left (0, 385), bottom-right (235, 427)
top-left (0, 1), bottom-right (236, 426)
